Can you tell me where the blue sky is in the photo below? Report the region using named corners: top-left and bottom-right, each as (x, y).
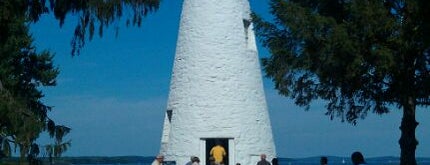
top-left (31, 0), bottom-right (430, 158)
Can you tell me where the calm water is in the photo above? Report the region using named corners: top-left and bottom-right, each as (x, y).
top-left (79, 159), bottom-right (430, 165)
top-left (277, 157), bottom-right (430, 165)
top-left (67, 156), bottom-right (430, 165)
top-left (78, 163), bottom-right (430, 165)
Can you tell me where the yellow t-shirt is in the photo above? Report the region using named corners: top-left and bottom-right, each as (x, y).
top-left (210, 145), bottom-right (226, 163)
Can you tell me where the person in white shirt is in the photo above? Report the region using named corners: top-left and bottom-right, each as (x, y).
top-left (152, 154), bottom-right (164, 165)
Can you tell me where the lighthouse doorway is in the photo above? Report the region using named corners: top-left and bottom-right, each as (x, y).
top-left (205, 138), bottom-right (230, 165)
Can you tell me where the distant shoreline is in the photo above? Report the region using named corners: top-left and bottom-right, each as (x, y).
top-left (2, 156), bottom-right (430, 164)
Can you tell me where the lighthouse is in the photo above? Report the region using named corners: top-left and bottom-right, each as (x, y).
top-left (159, 0), bottom-right (276, 165)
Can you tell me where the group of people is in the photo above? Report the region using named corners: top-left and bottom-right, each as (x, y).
top-left (151, 155), bottom-right (203, 165)
top-left (151, 153), bottom-right (275, 165)
top-left (151, 143), bottom-right (226, 165)
top-left (152, 151), bottom-right (367, 165)
top-left (256, 151), bottom-right (367, 165)
top-left (320, 151), bottom-right (367, 165)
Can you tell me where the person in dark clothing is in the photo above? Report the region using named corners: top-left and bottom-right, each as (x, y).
top-left (320, 156), bottom-right (328, 165)
top-left (271, 157), bottom-right (278, 165)
top-left (351, 151), bottom-right (367, 165)
top-left (256, 154), bottom-right (271, 165)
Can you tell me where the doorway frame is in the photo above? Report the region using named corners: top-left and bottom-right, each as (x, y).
top-left (200, 138), bottom-right (234, 165)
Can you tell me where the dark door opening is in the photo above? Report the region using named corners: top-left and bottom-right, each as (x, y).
top-left (206, 138), bottom-right (229, 165)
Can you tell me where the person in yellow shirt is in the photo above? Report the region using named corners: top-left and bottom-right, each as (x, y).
top-left (209, 144), bottom-right (226, 164)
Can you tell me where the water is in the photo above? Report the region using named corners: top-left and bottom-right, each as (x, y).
top-left (50, 156), bottom-right (430, 165)
top-left (77, 159), bottom-right (430, 165)
top-left (277, 157), bottom-right (430, 165)
top-left (76, 162), bottom-right (430, 165)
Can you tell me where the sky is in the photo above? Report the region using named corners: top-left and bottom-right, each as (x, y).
top-left (31, 0), bottom-right (430, 159)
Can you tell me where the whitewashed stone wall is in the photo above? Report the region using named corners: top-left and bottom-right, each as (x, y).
top-left (159, 0), bottom-right (277, 165)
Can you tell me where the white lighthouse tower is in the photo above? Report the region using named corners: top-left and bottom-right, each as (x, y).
top-left (159, 0), bottom-right (276, 165)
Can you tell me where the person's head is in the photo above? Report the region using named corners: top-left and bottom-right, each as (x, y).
top-left (192, 156), bottom-right (200, 163)
top-left (320, 156), bottom-right (328, 165)
top-left (272, 157), bottom-right (278, 165)
top-left (236, 163), bottom-right (241, 165)
top-left (190, 156), bottom-right (195, 161)
top-left (260, 154), bottom-right (267, 160)
top-left (156, 154), bottom-right (164, 162)
top-left (351, 151), bottom-right (365, 165)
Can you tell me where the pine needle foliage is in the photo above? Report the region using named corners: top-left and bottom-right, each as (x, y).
top-left (1, 0), bottom-right (160, 164)
top-left (253, 0), bottom-right (430, 164)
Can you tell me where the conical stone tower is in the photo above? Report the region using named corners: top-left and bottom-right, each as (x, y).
top-left (159, 1), bottom-right (276, 165)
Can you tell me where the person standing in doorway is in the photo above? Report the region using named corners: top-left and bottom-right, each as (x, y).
top-left (256, 154), bottom-right (271, 165)
top-left (210, 142), bottom-right (226, 164)
top-left (209, 156), bottom-right (216, 165)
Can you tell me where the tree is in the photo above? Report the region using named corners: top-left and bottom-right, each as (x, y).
top-left (1, 1), bottom-right (60, 163)
top-left (24, 0), bottom-right (160, 56)
top-left (45, 125), bottom-right (71, 165)
top-left (0, 0), bottom-right (159, 163)
top-left (252, 0), bottom-right (430, 164)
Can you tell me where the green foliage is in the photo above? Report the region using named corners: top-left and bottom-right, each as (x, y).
top-left (4, 0), bottom-right (160, 56)
top-left (1, 0), bottom-right (160, 164)
top-left (2, 156), bottom-right (156, 164)
top-left (29, 0), bottom-right (161, 56)
top-left (45, 125), bottom-right (71, 158)
top-left (253, 0), bottom-right (430, 122)
top-left (253, 0), bottom-right (430, 164)
top-left (0, 2), bottom-right (65, 162)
